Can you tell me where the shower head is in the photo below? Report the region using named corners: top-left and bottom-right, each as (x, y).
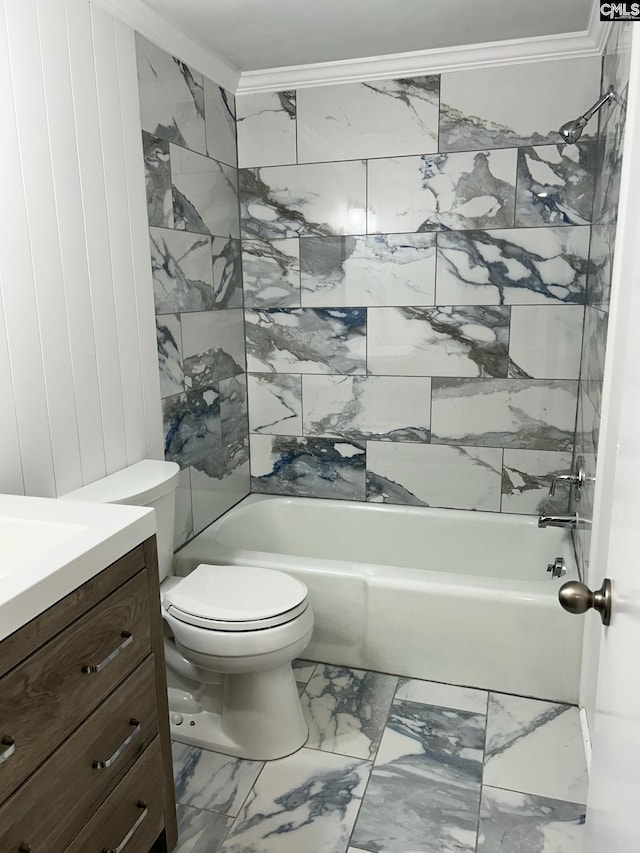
top-left (559, 91), bottom-right (616, 144)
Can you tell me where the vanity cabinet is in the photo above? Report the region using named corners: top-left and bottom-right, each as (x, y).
top-left (0, 536), bottom-right (177, 853)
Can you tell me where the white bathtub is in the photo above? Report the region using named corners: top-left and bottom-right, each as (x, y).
top-left (175, 495), bottom-right (583, 703)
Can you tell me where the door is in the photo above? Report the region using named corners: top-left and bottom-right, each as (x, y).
top-left (584, 25), bottom-right (640, 853)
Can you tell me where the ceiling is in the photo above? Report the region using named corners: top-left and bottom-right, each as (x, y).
top-left (139, 0), bottom-right (595, 72)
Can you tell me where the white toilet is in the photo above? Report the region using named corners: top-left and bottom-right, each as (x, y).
top-left (62, 459), bottom-right (313, 761)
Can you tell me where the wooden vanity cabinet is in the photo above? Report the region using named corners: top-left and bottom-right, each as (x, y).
top-left (0, 536), bottom-right (177, 853)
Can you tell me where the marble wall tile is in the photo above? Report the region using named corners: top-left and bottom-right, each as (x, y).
top-left (501, 449), bottom-right (573, 515)
top-left (247, 373), bottom-right (302, 435)
top-left (245, 308), bottom-right (366, 375)
top-left (368, 306), bottom-right (509, 377)
top-left (394, 679), bottom-right (488, 715)
top-left (221, 748), bottom-right (370, 853)
top-left (581, 307), bottom-right (608, 415)
top-left (302, 375), bottom-right (431, 442)
top-left (572, 388), bottom-right (599, 573)
top-left (593, 109), bottom-right (626, 224)
top-left (483, 693), bottom-right (588, 804)
top-left (602, 21), bottom-right (633, 101)
top-left (173, 743), bottom-right (263, 816)
top-left (171, 146), bottom-right (240, 238)
top-left (431, 378), bottom-right (578, 451)
top-left (508, 305), bottom-right (584, 379)
top-left (205, 80), bottom-right (237, 167)
top-left (211, 237), bottom-right (243, 309)
top-left (150, 228), bottom-right (214, 314)
top-left (297, 76), bottom-right (439, 163)
top-left (174, 467), bottom-right (194, 549)
top-left (299, 233), bottom-right (436, 307)
top-left (515, 143), bottom-right (596, 227)
top-left (143, 132), bottom-right (173, 228)
top-left (366, 442), bottom-right (503, 510)
top-left (236, 92), bottom-right (297, 168)
top-left (182, 310), bottom-right (246, 387)
top-left (435, 226), bottom-right (590, 306)
top-left (136, 34), bottom-right (205, 155)
top-left (250, 434), bottom-right (366, 500)
top-left (242, 238), bottom-right (301, 308)
top-left (163, 386), bottom-right (221, 468)
top-left (440, 58), bottom-right (601, 152)
top-left (351, 701), bottom-right (484, 853)
top-left (302, 664), bottom-right (398, 759)
top-left (220, 375), bottom-right (248, 448)
top-left (586, 218), bottom-right (617, 308)
top-left (190, 455), bottom-right (250, 535)
top-left (240, 161), bottom-right (367, 239)
top-left (156, 313), bottom-right (183, 397)
top-left (477, 787), bottom-right (585, 853)
top-left (175, 805), bottom-right (232, 853)
top-left (367, 149), bottom-right (517, 234)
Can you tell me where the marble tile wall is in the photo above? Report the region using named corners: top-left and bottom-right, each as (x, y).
top-left (236, 56), bottom-right (602, 512)
top-left (136, 35), bottom-right (249, 547)
top-left (573, 24), bottom-right (632, 580)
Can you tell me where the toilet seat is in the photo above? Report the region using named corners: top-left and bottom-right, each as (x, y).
top-left (163, 563), bottom-right (309, 632)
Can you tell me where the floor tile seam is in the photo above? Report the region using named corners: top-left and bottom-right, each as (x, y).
top-left (474, 690), bottom-right (491, 853)
top-left (344, 679), bottom-right (399, 852)
top-left (302, 741), bottom-right (377, 765)
top-left (176, 796), bottom-right (254, 822)
top-left (480, 781), bottom-right (587, 808)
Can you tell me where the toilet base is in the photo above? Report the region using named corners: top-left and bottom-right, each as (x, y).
top-left (167, 663), bottom-right (309, 760)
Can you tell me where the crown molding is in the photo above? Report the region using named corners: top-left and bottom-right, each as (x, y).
top-left (89, 0), bottom-right (240, 93)
top-left (236, 28), bottom-right (606, 95)
top-left (90, 0), bottom-right (611, 97)
top-left (587, 0), bottom-right (613, 54)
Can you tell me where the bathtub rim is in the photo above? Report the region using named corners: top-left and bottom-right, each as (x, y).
top-left (175, 494), bottom-right (578, 599)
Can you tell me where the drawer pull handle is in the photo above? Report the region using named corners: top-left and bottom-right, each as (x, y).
top-left (82, 631), bottom-right (133, 674)
top-left (92, 719), bottom-right (141, 770)
top-left (102, 800), bottom-right (148, 853)
top-left (0, 736), bottom-right (15, 764)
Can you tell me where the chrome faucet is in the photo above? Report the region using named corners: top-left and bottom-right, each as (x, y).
top-left (548, 456), bottom-right (589, 502)
top-left (538, 513), bottom-right (578, 529)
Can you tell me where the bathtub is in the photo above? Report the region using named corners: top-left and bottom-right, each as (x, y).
top-left (174, 495), bottom-right (583, 703)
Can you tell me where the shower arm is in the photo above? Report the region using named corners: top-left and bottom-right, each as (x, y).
top-left (582, 91), bottom-right (616, 122)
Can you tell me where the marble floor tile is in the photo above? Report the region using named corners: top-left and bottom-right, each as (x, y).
top-left (221, 747), bottom-right (371, 853)
top-left (302, 664), bottom-right (398, 760)
top-left (293, 659), bottom-right (318, 684)
top-left (477, 786), bottom-right (586, 853)
top-left (351, 700), bottom-right (485, 853)
top-left (395, 678), bottom-right (488, 714)
top-left (172, 743), bottom-right (263, 817)
top-left (175, 804), bottom-right (233, 853)
top-left (483, 694), bottom-right (588, 804)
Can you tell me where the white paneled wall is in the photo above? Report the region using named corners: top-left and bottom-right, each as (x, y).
top-left (0, 0), bottom-right (162, 498)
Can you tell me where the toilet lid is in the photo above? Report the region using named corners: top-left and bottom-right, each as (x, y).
top-left (163, 564), bottom-right (309, 631)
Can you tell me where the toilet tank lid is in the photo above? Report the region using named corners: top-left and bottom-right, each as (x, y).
top-left (60, 460), bottom-right (180, 506)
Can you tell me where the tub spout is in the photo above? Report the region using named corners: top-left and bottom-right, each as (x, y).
top-left (538, 513), bottom-right (578, 529)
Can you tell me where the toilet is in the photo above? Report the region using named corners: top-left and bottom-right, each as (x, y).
top-left (61, 459), bottom-right (313, 761)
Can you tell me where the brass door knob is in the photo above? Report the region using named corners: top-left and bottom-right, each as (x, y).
top-left (558, 579), bottom-right (611, 626)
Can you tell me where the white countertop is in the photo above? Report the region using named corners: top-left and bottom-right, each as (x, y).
top-left (0, 494), bottom-right (156, 642)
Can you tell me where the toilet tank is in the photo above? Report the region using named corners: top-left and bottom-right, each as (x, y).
top-left (60, 460), bottom-right (180, 581)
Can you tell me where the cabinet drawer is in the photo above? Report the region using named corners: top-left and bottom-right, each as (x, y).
top-left (65, 738), bottom-right (166, 853)
top-left (0, 657), bottom-right (159, 853)
top-left (0, 571), bottom-right (150, 803)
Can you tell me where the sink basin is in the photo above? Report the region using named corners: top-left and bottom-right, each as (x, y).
top-left (0, 494), bottom-right (156, 641)
top-left (0, 517), bottom-right (87, 575)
